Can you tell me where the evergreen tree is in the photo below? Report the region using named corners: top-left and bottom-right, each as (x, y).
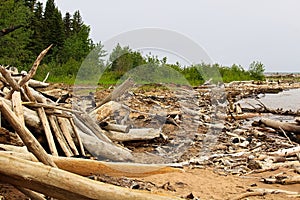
top-left (63, 12), bottom-right (72, 38)
top-left (24, 0), bottom-right (36, 12)
top-left (0, 0), bottom-right (33, 67)
top-left (28, 1), bottom-right (44, 57)
top-left (43, 0), bottom-right (65, 59)
top-left (72, 10), bottom-right (83, 34)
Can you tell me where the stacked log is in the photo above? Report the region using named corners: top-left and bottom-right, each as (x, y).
top-left (0, 46), bottom-right (182, 199)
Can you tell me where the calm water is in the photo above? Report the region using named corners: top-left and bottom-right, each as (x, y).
top-left (240, 88), bottom-right (300, 111)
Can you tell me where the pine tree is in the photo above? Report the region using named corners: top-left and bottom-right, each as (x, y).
top-left (72, 10), bottom-right (83, 34)
top-left (24, 0), bottom-right (36, 12)
top-left (63, 12), bottom-right (72, 38)
top-left (28, 1), bottom-right (44, 56)
top-left (0, 0), bottom-right (33, 67)
top-left (43, 0), bottom-right (65, 53)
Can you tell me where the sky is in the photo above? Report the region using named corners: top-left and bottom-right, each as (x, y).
top-left (40, 0), bottom-right (300, 72)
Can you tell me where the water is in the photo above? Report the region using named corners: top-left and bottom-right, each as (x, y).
top-left (240, 88), bottom-right (300, 111)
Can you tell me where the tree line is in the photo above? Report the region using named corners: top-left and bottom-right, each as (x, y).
top-left (0, 0), bottom-right (265, 85)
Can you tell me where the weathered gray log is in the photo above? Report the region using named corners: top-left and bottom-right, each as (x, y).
top-left (105, 128), bottom-right (161, 142)
top-left (0, 100), bottom-right (56, 167)
top-left (100, 122), bottom-right (130, 133)
top-left (69, 118), bottom-right (86, 156)
top-left (0, 154), bottom-right (182, 200)
top-left (73, 114), bottom-right (112, 144)
top-left (260, 118), bottom-right (300, 133)
top-left (78, 130), bottom-right (133, 161)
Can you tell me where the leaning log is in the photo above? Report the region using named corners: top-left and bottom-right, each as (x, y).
top-left (0, 154), bottom-right (182, 200)
top-left (0, 100), bottom-right (56, 167)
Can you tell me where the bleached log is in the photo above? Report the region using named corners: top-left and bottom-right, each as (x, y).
top-left (48, 115), bottom-right (73, 157)
top-left (13, 76), bottom-right (49, 88)
top-left (90, 101), bottom-right (123, 122)
top-left (268, 146), bottom-right (300, 157)
top-left (0, 100), bottom-right (56, 167)
top-left (248, 188), bottom-right (299, 195)
top-left (31, 98), bottom-right (58, 156)
top-left (78, 130), bottom-right (133, 161)
top-left (260, 118), bottom-right (300, 133)
top-left (0, 97), bottom-right (43, 133)
top-left (0, 154), bottom-right (182, 200)
top-left (105, 128), bottom-right (161, 142)
top-left (69, 118), bottom-right (86, 156)
top-left (100, 122), bottom-right (130, 133)
top-left (0, 151), bottom-right (182, 178)
top-left (57, 117), bottom-right (79, 155)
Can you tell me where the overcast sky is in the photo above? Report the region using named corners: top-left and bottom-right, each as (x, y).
top-left (41, 0), bottom-right (300, 72)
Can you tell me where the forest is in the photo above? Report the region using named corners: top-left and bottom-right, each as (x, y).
top-left (0, 0), bottom-right (265, 85)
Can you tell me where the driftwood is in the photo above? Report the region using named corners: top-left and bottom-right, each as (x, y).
top-left (57, 117), bottom-right (79, 155)
top-left (95, 78), bottom-right (134, 109)
top-left (268, 146), bottom-right (300, 157)
top-left (0, 154), bottom-right (182, 200)
top-left (105, 128), bottom-right (162, 142)
top-left (0, 150), bottom-right (182, 178)
top-left (260, 118), bottom-right (300, 133)
top-left (78, 130), bottom-right (133, 161)
top-left (13, 76), bottom-right (49, 88)
top-left (0, 100), bottom-right (56, 167)
top-left (248, 188), bottom-right (300, 196)
top-left (262, 175), bottom-right (300, 185)
top-left (100, 121), bottom-right (130, 133)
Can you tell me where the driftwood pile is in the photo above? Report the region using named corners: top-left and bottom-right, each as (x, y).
top-left (0, 46), bottom-right (183, 200)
